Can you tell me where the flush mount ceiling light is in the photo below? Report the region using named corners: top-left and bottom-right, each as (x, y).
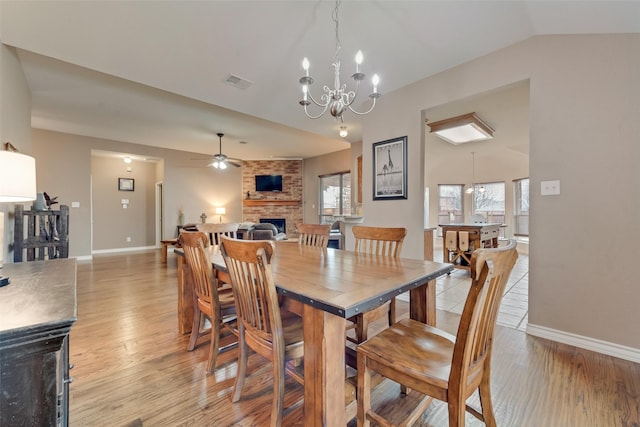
top-left (298, 0), bottom-right (380, 122)
top-left (427, 112), bottom-right (494, 145)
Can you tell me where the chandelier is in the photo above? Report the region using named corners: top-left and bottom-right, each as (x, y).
top-left (298, 0), bottom-right (380, 122)
top-left (466, 151), bottom-right (485, 194)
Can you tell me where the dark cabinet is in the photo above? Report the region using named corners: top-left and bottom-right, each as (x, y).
top-left (0, 259), bottom-right (77, 426)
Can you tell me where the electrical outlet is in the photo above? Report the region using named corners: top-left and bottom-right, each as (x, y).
top-left (126, 237), bottom-right (131, 243)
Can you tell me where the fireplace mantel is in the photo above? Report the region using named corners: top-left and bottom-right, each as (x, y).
top-left (243, 199), bottom-right (301, 207)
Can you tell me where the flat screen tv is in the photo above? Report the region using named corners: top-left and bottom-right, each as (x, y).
top-left (255, 174), bottom-right (283, 192)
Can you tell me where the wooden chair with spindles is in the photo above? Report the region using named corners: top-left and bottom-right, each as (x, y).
top-left (296, 223), bottom-right (331, 248)
top-left (196, 222), bottom-right (239, 246)
top-left (356, 240), bottom-right (519, 427)
top-left (219, 236), bottom-right (304, 427)
top-left (179, 231), bottom-right (238, 373)
top-left (348, 225), bottom-right (407, 343)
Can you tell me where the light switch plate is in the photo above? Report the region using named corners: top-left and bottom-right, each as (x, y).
top-left (541, 180), bottom-right (560, 195)
top-left (71, 201), bottom-right (80, 208)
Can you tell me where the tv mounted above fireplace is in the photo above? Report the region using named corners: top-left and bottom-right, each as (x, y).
top-left (255, 174), bottom-right (283, 192)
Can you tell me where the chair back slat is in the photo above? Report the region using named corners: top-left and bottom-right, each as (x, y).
top-left (450, 240), bottom-right (518, 388)
top-left (219, 237), bottom-right (282, 347)
top-left (197, 223), bottom-right (239, 245)
top-left (352, 226), bottom-right (407, 257)
top-left (179, 231), bottom-right (215, 304)
top-left (297, 223), bottom-right (331, 248)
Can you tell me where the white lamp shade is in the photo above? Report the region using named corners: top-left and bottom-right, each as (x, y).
top-left (215, 207), bottom-right (226, 215)
top-left (0, 151), bottom-right (37, 202)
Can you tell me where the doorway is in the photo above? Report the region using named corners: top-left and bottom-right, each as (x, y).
top-left (423, 81), bottom-right (530, 329)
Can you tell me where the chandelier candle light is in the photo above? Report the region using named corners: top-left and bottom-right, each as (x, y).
top-left (299, 0), bottom-right (380, 122)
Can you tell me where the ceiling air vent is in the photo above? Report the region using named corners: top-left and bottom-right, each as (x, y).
top-left (224, 74), bottom-right (253, 90)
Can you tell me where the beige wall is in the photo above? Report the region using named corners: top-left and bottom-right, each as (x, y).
top-left (91, 156), bottom-right (157, 250)
top-left (362, 34), bottom-right (640, 350)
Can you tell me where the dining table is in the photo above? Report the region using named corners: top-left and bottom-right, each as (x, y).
top-left (175, 240), bottom-right (453, 426)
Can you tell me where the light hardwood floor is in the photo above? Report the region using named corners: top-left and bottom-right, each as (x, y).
top-left (69, 250), bottom-right (640, 426)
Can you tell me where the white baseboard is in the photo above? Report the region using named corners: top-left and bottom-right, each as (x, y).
top-left (527, 323), bottom-right (640, 364)
top-left (91, 245), bottom-right (157, 255)
top-left (73, 255), bottom-right (93, 261)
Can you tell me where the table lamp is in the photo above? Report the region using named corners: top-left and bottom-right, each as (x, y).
top-left (0, 150), bottom-right (37, 286)
top-left (215, 207), bottom-right (226, 223)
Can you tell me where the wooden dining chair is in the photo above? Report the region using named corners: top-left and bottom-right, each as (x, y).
top-left (296, 223), bottom-right (331, 248)
top-left (356, 240), bottom-right (518, 427)
top-left (219, 236), bottom-right (304, 427)
top-left (196, 222), bottom-right (239, 246)
top-left (179, 231), bottom-right (238, 373)
top-left (348, 225), bottom-right (407, 343)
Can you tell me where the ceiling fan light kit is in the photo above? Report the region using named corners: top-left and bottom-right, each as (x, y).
top-left (210, 133), bottom-right (241, 169)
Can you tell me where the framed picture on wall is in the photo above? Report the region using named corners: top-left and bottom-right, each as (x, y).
top-left (118, 177), bottom-right (135, 191)
top-left (372, 136), bottom-right (407, 200)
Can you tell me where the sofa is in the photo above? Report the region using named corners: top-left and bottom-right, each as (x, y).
top-left (249, 223), bottom-right (287, 241)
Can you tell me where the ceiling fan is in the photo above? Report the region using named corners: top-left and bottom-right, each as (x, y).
top-left (208, 133), bottom-right (241, 169)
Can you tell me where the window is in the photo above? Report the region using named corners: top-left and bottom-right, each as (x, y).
top-left (319, 172), bottom-right (351, 224)
top-left (514, 177), bottom-right (529, 236)
top-left (472, 181), bottom-right (505, 224)
top-left (438, 184), bottom-right (464, 225)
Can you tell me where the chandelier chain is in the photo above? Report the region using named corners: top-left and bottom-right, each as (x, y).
top-left (333, 0), bottom-right (341, 63)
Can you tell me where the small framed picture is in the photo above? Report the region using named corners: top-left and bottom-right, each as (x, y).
top-left (373, 136), bottom-right (408, 200)
top-left (118, 178), bottom-right (135, 191)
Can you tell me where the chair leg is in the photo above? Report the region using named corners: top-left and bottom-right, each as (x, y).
top-left (271, 354), bottom-right (285, 427)
top-left (206, 313), bottom-right (221, 373)
top-left (448, 398), bottom-right (466, 427)
top-left (231, 326), bottom-right (248, 403)
top-left (478, 375), bottom-right (497, 427)
top-left (357, 352), bottom-right (371, 427)
top-left (187, 306), bottom-right (202, 351)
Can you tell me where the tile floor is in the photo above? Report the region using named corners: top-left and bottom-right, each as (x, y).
top-left (432, 238), bottom-right (529, 331)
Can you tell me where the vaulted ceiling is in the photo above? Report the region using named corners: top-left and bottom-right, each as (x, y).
top-left (1, 1), bottom-right (638, 161)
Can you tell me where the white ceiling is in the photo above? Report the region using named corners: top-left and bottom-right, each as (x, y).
top-left (1, 1), bottom-right (639, 161)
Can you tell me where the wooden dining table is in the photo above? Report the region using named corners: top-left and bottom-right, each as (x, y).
top-left (175, 241), bottom-right (453, 426)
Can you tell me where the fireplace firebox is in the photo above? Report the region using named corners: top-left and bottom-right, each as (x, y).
top-left (259, 218), bottom-right (286, 234)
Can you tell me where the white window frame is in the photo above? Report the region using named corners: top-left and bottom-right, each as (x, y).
top-left (319, 171), bottom-right (351, 224)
